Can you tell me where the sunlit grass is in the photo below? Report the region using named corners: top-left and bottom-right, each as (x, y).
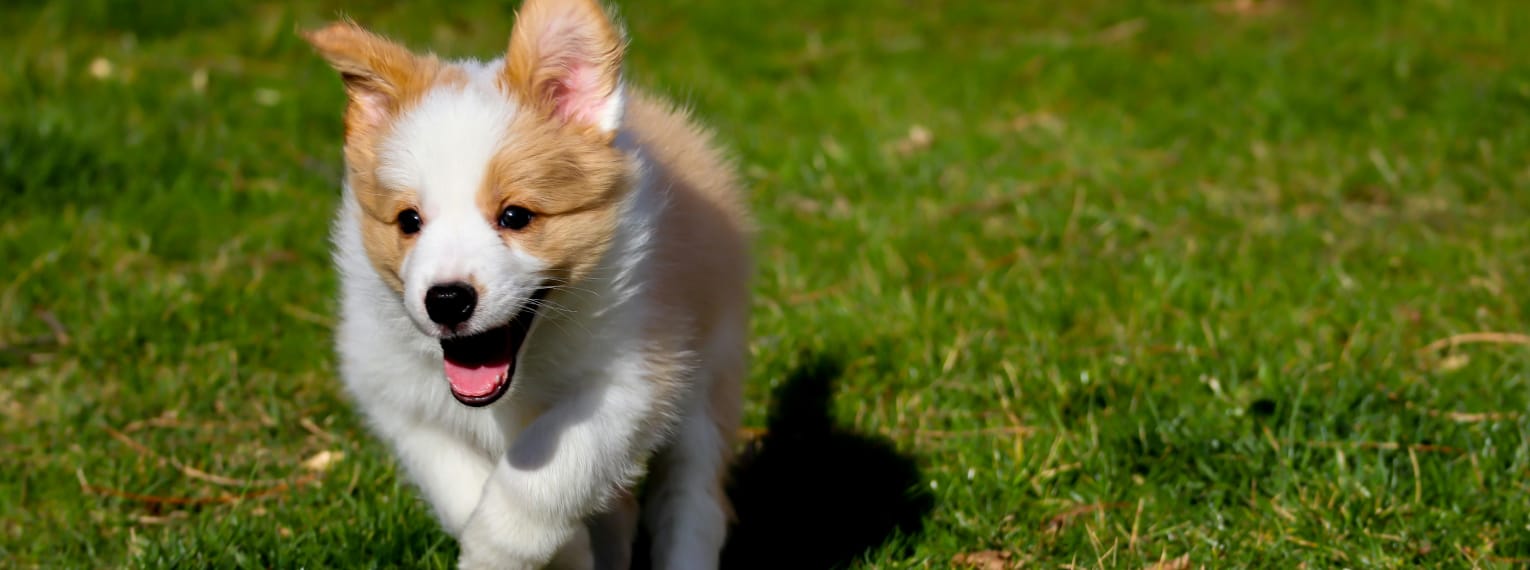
top-left (2, 0), bottom-right (1528, 567)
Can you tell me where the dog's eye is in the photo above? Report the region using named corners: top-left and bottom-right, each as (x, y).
top-left (397, 209), bottom-right (422, 235)
top-left (498, 206), bottom-right (534, 231)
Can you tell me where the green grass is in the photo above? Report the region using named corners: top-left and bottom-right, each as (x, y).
top-left (4, 0), bottom-right (1530, 567)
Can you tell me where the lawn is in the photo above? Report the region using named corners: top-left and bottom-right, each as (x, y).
top-left (3, 0), bottom-right (1529, 567)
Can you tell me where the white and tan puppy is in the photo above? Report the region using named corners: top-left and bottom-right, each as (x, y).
top-left (304, 1), bottom-right (750, 567)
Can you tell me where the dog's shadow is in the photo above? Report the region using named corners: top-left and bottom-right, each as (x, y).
top-left (640, 354), bottom-right (932, 568)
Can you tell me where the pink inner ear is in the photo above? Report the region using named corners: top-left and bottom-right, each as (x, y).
top-left (351, 87), bottom-right (391, 131)
top-left (523, 5), bottom-right (619, 131)
top-left (551, 62), bottom-right (609, 127)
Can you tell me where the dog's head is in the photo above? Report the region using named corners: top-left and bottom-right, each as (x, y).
top-left (306, 0), bottom-right (629, 405)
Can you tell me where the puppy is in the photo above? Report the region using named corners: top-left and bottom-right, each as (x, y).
top-left (304, 1), bottom-right (750, 567)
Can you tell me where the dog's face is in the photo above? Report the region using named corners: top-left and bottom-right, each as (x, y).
top-left (307, 0), bottom-right (629, 405)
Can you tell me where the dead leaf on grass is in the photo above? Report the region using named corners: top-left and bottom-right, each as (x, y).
top-left (1214, 0), bottom-right (1283, 16)
top-left (1042, 501), bottom-right (1127, 536)
top-left (1096, 19), bottom-right (1145, 44)
top-left (892, 125), bottom-right (933, 156)
top-left (953, 550), bottom-right (1017, 570)
top-left (1146, 553), bottom-right (1191, 570)
top-left (1009, 112), bottom-right (1066, 135)
top-left (88, 57), bottom-right (113, 79)
top-left (301, 450), bottom-right (344, 473)
top-left (1419, 332), bottom-right (1530, 355)
top-left (1432, 353), bottom-right (1470, 373)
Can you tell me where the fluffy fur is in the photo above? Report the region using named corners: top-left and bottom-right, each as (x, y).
top-left (304, 1), bottom-right (750, 568)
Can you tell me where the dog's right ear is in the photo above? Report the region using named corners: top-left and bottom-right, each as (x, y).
top-left (503, 0), bottom-right (626, 137)
top-left (302, 22), bottom-right (432, 137)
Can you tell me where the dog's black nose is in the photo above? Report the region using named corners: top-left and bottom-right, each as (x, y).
top-left (425, 283), bottom-right (476, 326)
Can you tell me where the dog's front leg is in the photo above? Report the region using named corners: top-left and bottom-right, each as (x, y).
top-left (457, 387), bottom-right (651, 570)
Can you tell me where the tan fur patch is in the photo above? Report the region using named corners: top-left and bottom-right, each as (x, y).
top-left (479, 113), bottom-right (629, 286)
top-left (626, 89), bottom-right (752, 348)
top-left (622, 90), bottom-right (751, 508)
top-left (476, 0), bottom-right (633, 285)
top-left (303, 22), bottom-right (467, 292)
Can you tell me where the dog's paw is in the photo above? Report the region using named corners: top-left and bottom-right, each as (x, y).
top-left (457, 548), bottom-right (526, 570)
top-left (456, 536), bottom-right (588, 570)
top-left (456, 520), bottom-right (537, 570)
top-left (456, 523), bottom-right (594, 570)
top-left (457, 536), bottom-right (556, 570)
top-left (457, 505), bottom-right (580, 570)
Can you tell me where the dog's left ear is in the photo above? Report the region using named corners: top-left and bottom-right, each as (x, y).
top-left (503, 0), bottom-right (626, 137)
top-left (302, 21), bottom-right (434, 139)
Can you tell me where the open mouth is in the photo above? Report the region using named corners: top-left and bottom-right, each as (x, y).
top-left (439, 288), bottom-right (547, 407)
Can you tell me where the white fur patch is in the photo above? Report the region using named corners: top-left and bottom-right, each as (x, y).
top-left (376, 65), bottom-right (512, 201)
top-left (376, 64), bottom-right (547, 338)
top-left (595, 82), bottom-right (624, 134)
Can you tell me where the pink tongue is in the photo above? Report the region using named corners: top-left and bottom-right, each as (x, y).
top-left (444, 360), bottom-right (510, 398)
